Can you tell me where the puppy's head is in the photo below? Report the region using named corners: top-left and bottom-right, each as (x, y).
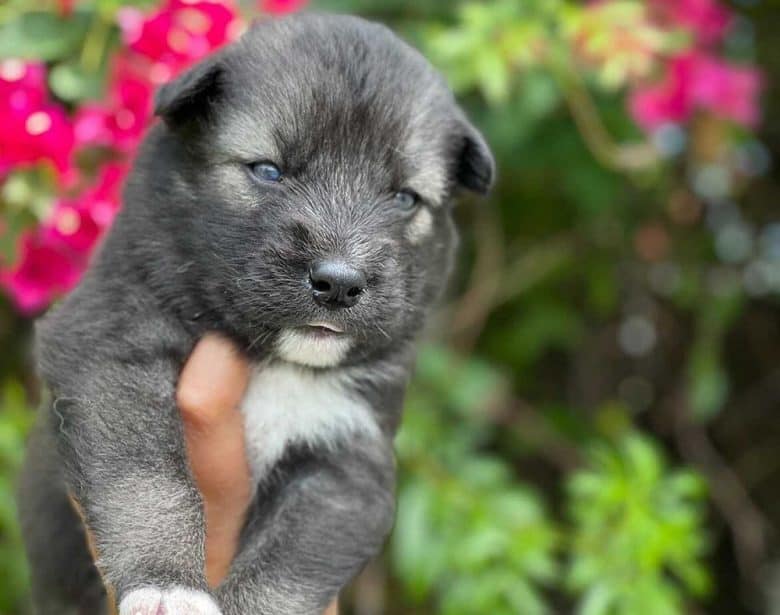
top-left (142, 13), bottom-right (494, 368)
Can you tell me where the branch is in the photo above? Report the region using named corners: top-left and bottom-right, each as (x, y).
top-left (502, 397), bottom-right (583, 472)
top-left (449, 201), bottom-right (505, 352)
top-left (671, 390), bottom-right (770, 582)
top-left (447, 232), bottom-right (576, 351)
top-left (554, 63), bottom-right (660, 173)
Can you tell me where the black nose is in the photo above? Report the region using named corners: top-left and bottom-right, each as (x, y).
top-left (309, 261), bottom-right (367, 308)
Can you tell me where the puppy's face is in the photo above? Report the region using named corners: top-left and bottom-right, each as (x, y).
top-left (147, 14), bottom-right (493, 368)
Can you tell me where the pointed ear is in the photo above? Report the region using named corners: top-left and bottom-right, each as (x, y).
top-left (454, 118), bottom-right (495, 195)
top-left (154, 58), bottom-right (225, 127)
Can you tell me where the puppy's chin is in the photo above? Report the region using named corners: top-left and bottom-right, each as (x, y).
top-left (275, 328), bottom-right (353, 368)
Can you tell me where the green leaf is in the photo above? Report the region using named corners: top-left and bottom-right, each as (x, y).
top-left (392, 481), bottom-right (442, 599)
top-left (0, 11), bottom-right (90, 61)
top-left (394, 349), bottom-right (557, 614)
top-left (580, 583), bottom-right (614, 615)
top-left (688, 353), bottom-right (729, 421)
top-left (566, 432), bottom-right (711, 614)
top-left (49, 61), bottom-right (105, 103)
top-left (476, 49), bottom-right (511, 105)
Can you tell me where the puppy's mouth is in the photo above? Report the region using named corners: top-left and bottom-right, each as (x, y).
top-left (275, 322), bottom-right (352, 368)
top-left (301, 321), bottom-right (345, 338)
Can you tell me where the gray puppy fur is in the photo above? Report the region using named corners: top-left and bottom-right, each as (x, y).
top-left (17, 12), bottom-right (493, 615)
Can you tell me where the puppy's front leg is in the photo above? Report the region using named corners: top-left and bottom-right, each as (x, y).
top-left (53, 356), bottom-right (218, 615)
top-left (216, 439), bottom-right (396, 615)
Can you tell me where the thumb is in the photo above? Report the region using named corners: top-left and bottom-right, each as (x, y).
top-left (178, 334), bottom-right (252, 587)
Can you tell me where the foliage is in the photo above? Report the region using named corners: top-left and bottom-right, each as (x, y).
top-left (566, 435), bottom-right (710, 615)
top-left (391, 348), bottom-right (711, 615)
top-left (0, 382), bottom-right (33, 614)
top-left (394, 347), bottom-right (557, 615)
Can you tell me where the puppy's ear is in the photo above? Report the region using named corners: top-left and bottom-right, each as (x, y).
top-left (154, 58), bottom-right (225, 127)
top-left (454, 119), bottom-right (495, 195)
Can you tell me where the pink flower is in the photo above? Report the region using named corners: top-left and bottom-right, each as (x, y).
top-left (73, 104), bottom-right (115, 148)
top-left (116, 7), bottom-right (146, 46)
top-left (630, 54), bottom-right (697, 130)
top-left (42, 163), bottom-right (127, 253)
top-left (74, 54), bottom-right (156, 153)
top-left (0, 232), bottom-right (83, 315)
top-left (104, 56), bottom-right (157, 149)
top-left (1, 162), bottom-right (128, 313)
top-left (43, 201), bottom-right (102, 254)
top-left (75, 0), bottom-right (246, 155)
top-left (630, 52), bottom-right (762, 131)
top-left (26, 107), bottom-right (73, 173)
top-left (260, 0), bottom-right (308, 14)
top-left (0, 104), bottom-right (75, 178)
top-left (0, 59), bottom-right (76, 182)
top-left (80, 162), bottom-right (127, 230)
top-left (1, 3), bottom-right (251, 314)
top-left (651, 0), bottom-right (732, 45)
top-left (0, 59), bottom-right (47, 111)
top-left (691, 57), bottom-right (762, 127)
top-left (1, 1), bottom-right (251, 314)
top-left (119, 0), bottom-right (243, 76)
top-left (1, 162), bottom-right (128, 314)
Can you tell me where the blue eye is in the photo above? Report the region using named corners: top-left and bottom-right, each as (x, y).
top-left (394, 190), bottom-right (420, 211)
top-left (249, 161), bottom-right (283, 183)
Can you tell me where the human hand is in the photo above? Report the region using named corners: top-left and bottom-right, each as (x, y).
top-left (178, 334), bottom-right (339, 614)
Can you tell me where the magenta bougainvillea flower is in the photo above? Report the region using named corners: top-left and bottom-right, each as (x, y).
top-left (79, 0), bottom-right (243, 155)
top-left (1, 104), bottom-right (75, 179)
top-left (691, 56), bottom-right (762, 126)
top-left (651, 0), bottom-right (732, 46)
top-left (628, 0), bottom-right (761, 132)
top-left (0, 60), bottom-right (75, 183)
top-left (0, 232), bottom-right (83, 314)
top-left (260, 0), bottom-right (308, 15)
top-left (0, 60), bottom-right (47, 110)
top-left (1, 162), bottom-right (127, 314)
top-left (74, 55), bottom-right (157, 152)
top-left (119, 0), bottom-right (243, 76)
top-left (630, 55), bottom-right (696, 129)
top-left (43, 163), bottom-right (127, 253)
top-left (1, 0), bottom-right (312, 313)
top-left (630, 51), bottom-right (762, 131)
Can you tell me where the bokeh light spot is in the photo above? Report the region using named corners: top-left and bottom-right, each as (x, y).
top-left (0, 58), bottom-right (25, 82)
top-left (715, 222), bottom-right (754, 264)
top-left (25, 111), bottom-right (52, 136)
top-left (618, 315), bottom-right (657, 357)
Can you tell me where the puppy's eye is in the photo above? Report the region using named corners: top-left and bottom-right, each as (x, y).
top-left (393, 190), bottom-right (420, 212)
top-left (248, 161), bottom-right (283, 183)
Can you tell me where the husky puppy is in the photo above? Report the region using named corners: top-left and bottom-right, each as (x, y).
top-left (18, 13), bottom-right (493, 615)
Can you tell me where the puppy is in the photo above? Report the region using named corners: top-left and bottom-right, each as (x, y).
top-left (18, 13), bottom-right (493, 615)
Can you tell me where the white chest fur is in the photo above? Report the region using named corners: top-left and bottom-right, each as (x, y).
top-left (240, 363), bottom-right (381, 480)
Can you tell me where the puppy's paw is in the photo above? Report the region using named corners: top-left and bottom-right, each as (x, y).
top-left (119, 588), bottom-right (163, 615)
top-left (120, 587), bottom-right (222, 615)
top-left (164, 588), bottom-right (223, 614)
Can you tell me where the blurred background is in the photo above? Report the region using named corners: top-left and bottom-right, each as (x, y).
top-left (0, 0), bottom-right (777, 613)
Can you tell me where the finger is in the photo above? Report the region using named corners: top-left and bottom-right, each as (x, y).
top-left (178, 334), bottom-right (252, 587)
top-left (179, 333), bottom-right (251, 504)
top-left (178, 334), bottom-right (251, 430)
